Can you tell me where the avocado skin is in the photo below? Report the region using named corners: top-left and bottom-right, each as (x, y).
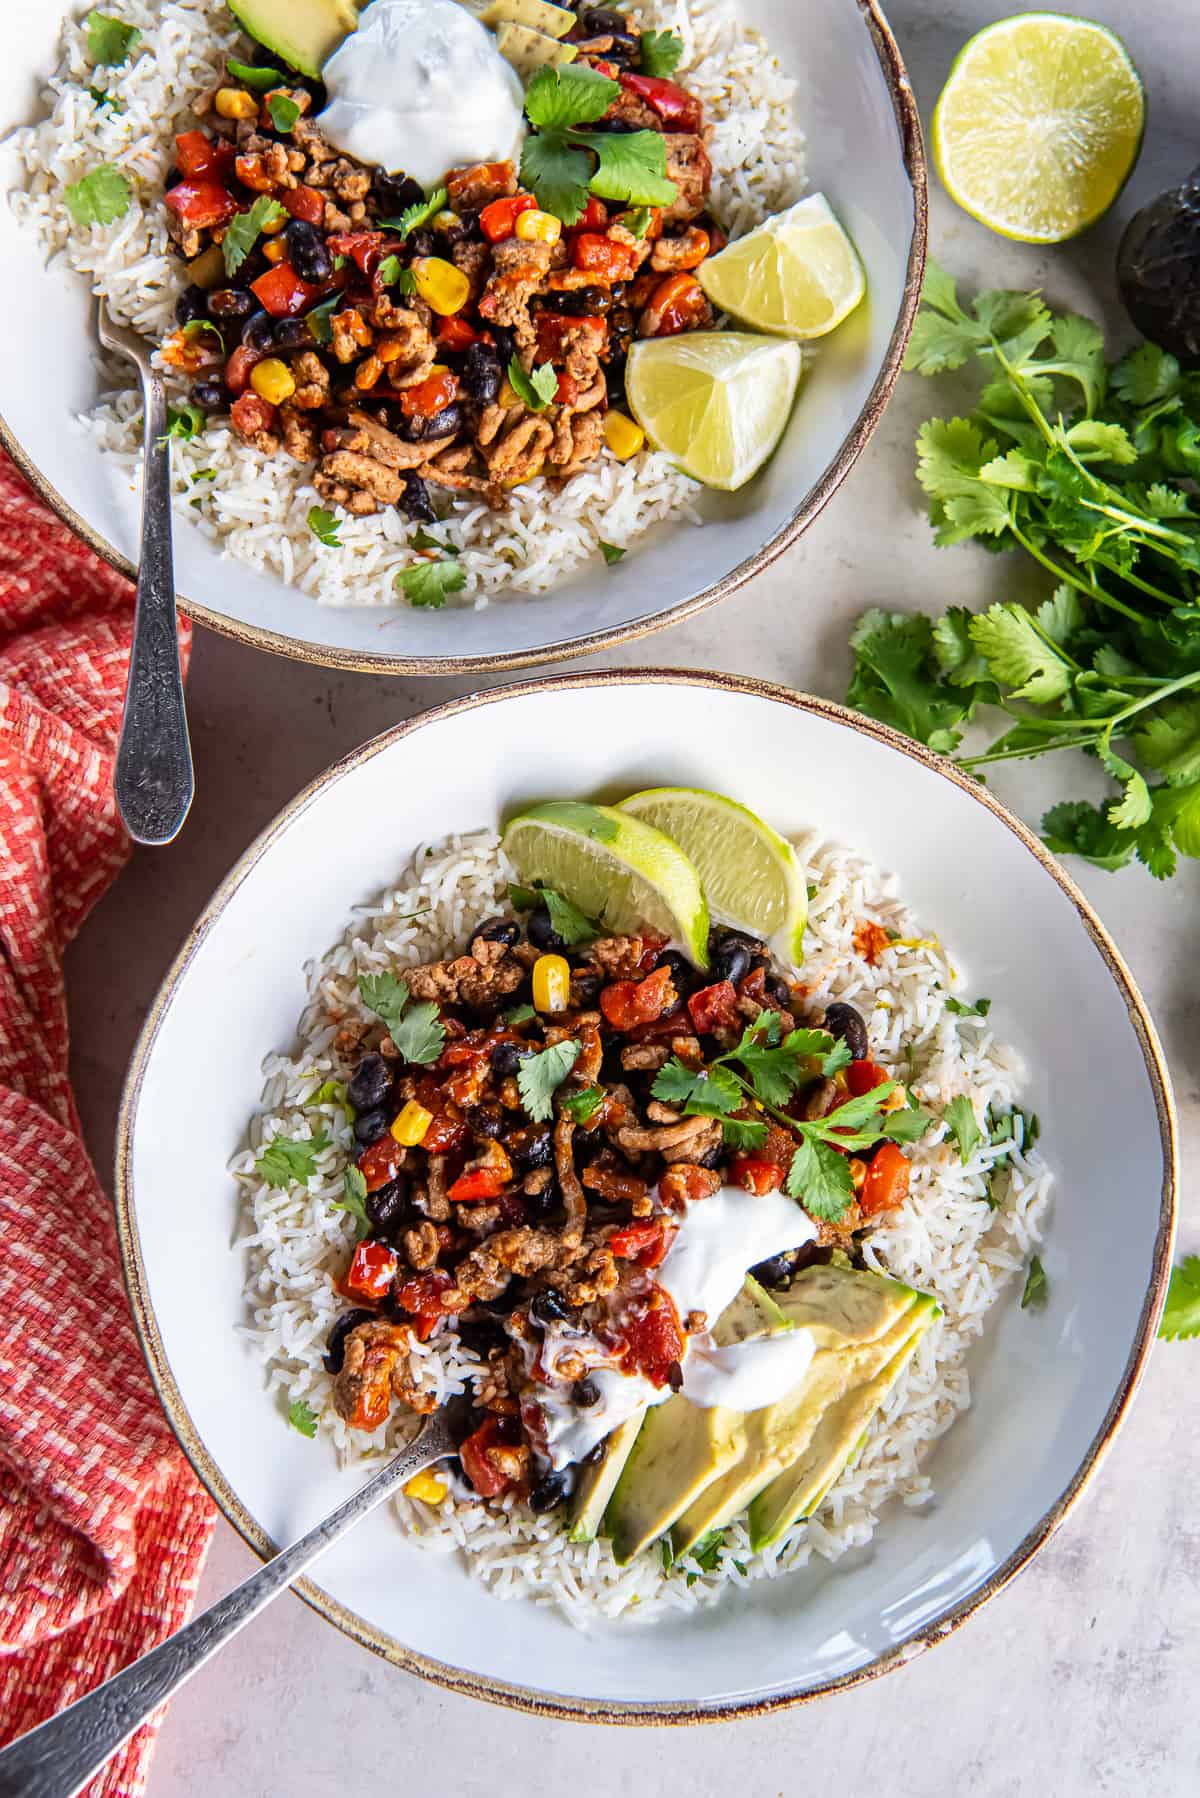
top-left (227, 0), bottom-right (359, 80)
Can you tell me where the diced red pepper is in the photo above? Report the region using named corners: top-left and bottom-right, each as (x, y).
top-left (357, 1133), bottom-right (405, 1192)
top-left (599, 964), bottom-right (676, 1032)
top-left (609, 1218), bottom-right (677, 1268)
top-left (344, 1240), bottom-right (397, 1303)
top-left (448, 161), bottom-right (516, 207)
top-left (422, 1103), bottom-right (470, 1156)
top-left (283, 184), bottom-right (326, 226)
top-left (572, 232), bottom-right (641, 281)
top-left (448, 1167), bottom-right (507, 1204)
top-left (326, 230), bottom-right (385, 274)
top-left (534, 312), bottom-right (606, 362)
top-left (643, 272), bottom-right (709, 336)
top-left (591, 58), bottom-right (619, 79)
top-left (479, 192), bottom-right (537, 242)
top-left (173, 130), bottom-right (234, 180)
top-left (400, 367), bottom-right (460, 420)
top-left (555, 370), bottom-right (579, 407)
top-left (619, 71), bottom-right (703, 132)
top-left (164, 177), bottom-right (238, 231)
top-left (459, 1416), bottom-right (516, 1497)
top-left (629, 1000), bottom-right (691, 1043)
top-left (636, 929), bottom-right (669, 972)
top-left (577, 196), bottom-right (609, 231)
top-left (860, 1142), bottom-right (912, 1218)
top-left (621, 1290), bottom-right (685, 1387)
top-left (687, 979), bottom-right (740, 1034)
top-left (395, 1270), bottom-right (456, 1340)
top-left (729, 1156), bottom-right (785, 1196)
top-left (250, 260), bottom-right (322, 319)
top-left (229, 392), bottom-right (276, 440)
top-left (438, 314), bottom-right (479, 351)
top-left (847, 1059), bottom-right (890, 1098)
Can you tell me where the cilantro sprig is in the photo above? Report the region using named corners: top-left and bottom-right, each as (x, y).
top-left (378, 185), bottom-right (447, 239)
top-left (223, 195), bottom-right (286, 277)
top-left (508, 882), bottom-right (595, 946)
top-left (846, 258), bottom-right (1200, 882)
top-left (288, 1398), bottom-right (318, 1438)
top-left (1158, 1255), bottom-right (1200, 1341)
top-left (395, 559), bottom-right (466, 609)
top-left (63, 164), bottom-right (131, 227)
top-left (85, 11), bottom-right (141, 66)
top-left (358, 970), bottom-right (445, 1065)
top-left (507, 355), bottom-right (559, 413)
top-left (638, 29), bottom-right (685, 78)
top-left (518, 1039), bottom-right (581, 1122)
top-left (519, 66), bottom-right (676, 226)
top-left (333, 1165), bottom-right (372, 1241)
top-left (255, 1130), bottom-right (330, 1188)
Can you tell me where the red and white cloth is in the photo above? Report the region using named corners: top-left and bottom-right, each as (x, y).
top-left (0, 451), bottom-right (216, 1795)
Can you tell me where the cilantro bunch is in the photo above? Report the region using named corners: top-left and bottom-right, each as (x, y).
top-left (847, 260), bottom-right (1200, 879)
top-left (519, 65), bottom-right (676, 224)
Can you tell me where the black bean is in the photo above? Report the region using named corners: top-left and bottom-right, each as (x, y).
top-left (322, 1307), bottom-right (375, 1373)
top-left (373, 170), bottom-right (424, 215)
top-left (604, 359), bottom-right (629, 407)
top-left (524, 1176), bottom-right (560, 1222)
top-left (348, 1052), bottom-right (394, 1112)
top-left (655, 948), bottom-right (695, 996)
top-left (467, 1101), bottom-right (505, 1141)
top-left (766, 974), bottom-right (793, 1009)
top-left (241, 309), bottom-right (277, 352)
top-left (463, 340), bottom-right (502, 406)
top-left (425, 400), bottom-right (462, 439)
top-left (750, 1253), bottom-right (795, 1291)
top-left (604, 37), bottom-right (637, 68)
top-left (441, 208), bottom-right (482, 247)
top-left (190, 378), bottom-right (224, 411)
top-left (492, 1041), bottom-right (532, 1081)
top-left (273, 317), bottom-right (314, 349)
top-left (529, 1469), bottom-right (571, 1513)
top-left (698, 1139), bottom-right (724, 1170)
top-left (571, 971), bottom-right (602, 1008)
top-left (366, 1175), bottom-right (410, 1235)
top-left (489, 323), bottom-right (517, 366)
top-left (285, 218), bottom-right (333, 284)
top-left (353, 1106), bottom-right (391, 1147)
top-left (164, 164), bottom-right (181, 191)
top-left (397, 472), bottom-right (436, 522)
top-left (572, 1377), bottom-right (600, 1407)
top-left (549, 285), bottom-right (613, 317)
top-left (508, 1123), bottom-right (554, 1171)
top-left (710, 939), bottom-right (751, 987)
top-left (407, 226), bottom-right (435, 259)
top-left (175, 284), bottom-right (208, 327)
top-left (582, 5), bottom-right (631, 31)
top-left (207, 287), bottom-right (255, 321)
top-left (824, 1001), bottom-right (869, 1061)
top-left (530, 1288), bottom-right (572, 1327)
top-left (528, 905), bottom-right (565, 952)
top-left (456, 1316), bottom-right (508, 1357)
top-left (471, 916), bottom-right (520, 950)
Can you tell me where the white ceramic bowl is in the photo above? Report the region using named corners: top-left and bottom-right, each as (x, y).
top-left (0, 1), bottom-right (925, 674)
top-left (117, 671), bottom-right (1175, 1720)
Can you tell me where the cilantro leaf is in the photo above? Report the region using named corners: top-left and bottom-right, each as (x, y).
top-left (1158, 1255), bottom-right (1200, 1341)
top-left (943, 1095), bottom-right (981, 1164)
top-left (85, 11), bottom-right (140, 66)
top-left (507, 354), bottom-right (559, 412)
top-left (882, 1102), bottom-right (934, 1145)
top-left (969, 604), bottom-right (1073, 704)
top-left (308, 1077), bottom-right (349, 1111)
top-left (561, 1085), bottom-right (604, 1124)
top-left (305, 294), bottom-right (342, 345)
top-left (847, 609), bottom-right (977, 753)
top-left (223, 195), bottom-right (286, 277)
top-left (162, 403), bottom-right (205, 443)
top-left (518, 1039), bottom-right (582, 1122)
top-left (638, 28), bottom-right (685, 77)
top-left (410, 528), bottom-right (457, 555)
top-left (307, 505), bottom-right (342, 547)
top-left (543, 887), bottom-right (596, 946)
top-left (785, 1136), bottom-right (855, 1221)
top-left (1021, 1254), bottom-right (1048, 1310)
top-left (945, 996), bottom-right (992, 1017)
top-left (574, 130), bottom-right (677, 208)
top-left (733, 1023), bottom-right (820, 1107)
top-left (524, 64), bottom-right (618, 132)
top-left (391, 1000), bottom-right (445, 1067)
top-left (378, 255), bottom-right (417, 292)
top-left (520, 131), bottom-right (595, 224)
top-left (267, 92), bottom-right (300, 135)
top-left (227, 58), bottom-right (285, 89)
top-left (504, 1002), bottom-right (536, 1025)
top-left (651, 1058), bottom-right (741, 1117)
top-left (395, 559), bottom-right (467, 608)
top-left (333, 1166), bottom-right (371, 1240)
top-left (721, 1116), bottom-right (769, 1151)
top-left (1041, 801), bottom-right (1135, 872)
top-left (87, 85), bottom-right (124, 111)
top-left (379, 186), bottom-right (448, 239)
top-left (357, 971), bottom-right (411, 1037)
top-left (600, 540), bottom-right (626, 565)
top-left (255, 1131), bottom-right (330, 1188)
top-left (63, 164), bottom-right (131, 227)
top-left (288, 1398), bottom-right (318, 1438)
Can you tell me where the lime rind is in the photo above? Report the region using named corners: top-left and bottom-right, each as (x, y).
top-left (625, 332), bottom-right (802, 491)
top-left (697, 193), bottom-right (866, 340)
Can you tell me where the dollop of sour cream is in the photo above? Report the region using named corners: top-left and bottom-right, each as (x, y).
top-left (318, 0), bottom-right (525, 188)
top-left (534, 1186), bottom-right (819, 1469)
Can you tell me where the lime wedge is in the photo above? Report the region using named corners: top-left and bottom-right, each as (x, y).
top-left (625, 332), bottom-right (801, 491)
top-left (931, 13), bottom-right (1144, 243)
top-left (618, 788), bottom-right (808, 966)
top-left (501, 801), bottom-right (710, 967)
top-left (696, 194), bottom-right (865, 340)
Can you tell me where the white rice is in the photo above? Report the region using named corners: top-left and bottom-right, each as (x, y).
top-left (11, 0), bottom-right (805, 608)
top-left (231, 832), bottom-right (1051, 1626)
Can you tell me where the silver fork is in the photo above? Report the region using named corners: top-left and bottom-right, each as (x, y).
top-left (0, 1405), bottom-right (461, 1798)
top-left (97, 299), bottom-right (194, 845)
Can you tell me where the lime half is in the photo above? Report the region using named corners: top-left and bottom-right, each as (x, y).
top-left (625, 332), bottom-right (801, 491)
top-left (618, 788), bottom-right (808, 965)
top-left (932, 13), bottom-right (1144, 243)
top-left (502, 800), bottom-right (710, 967)
top-left (697, 194), bottom-right (865, 340)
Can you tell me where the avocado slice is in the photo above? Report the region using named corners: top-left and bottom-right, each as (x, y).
top-left (747, 1295), bottom-right (940, 1551)
top-left (227, 0), bottom-right (359, 80)
top-left (715, 1273), bottom-right (792, 1344)
top-left (567, 1409), bottom-right (646, 1544)
top-left (495, 21), bottom-right (578, 74)
top-left (480, 0), bottom-right (576, 39)
top-left (605, 1399), bottom-right (745, 1566)
top-left (773, 1262), bottom-right (924, 1349)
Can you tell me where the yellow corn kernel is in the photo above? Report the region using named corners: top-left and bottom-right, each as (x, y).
top-left (849, 1157), bottom-right (867, 1193)
top-left (262, 238), bottom-right (287, 264)
top-left (532, 953), bottom-right (571, 1013)
top-left (392, 1100), bottom-right (433, 1146)
top-left (404, 1470), bottom-right (447, 1505)
top-left (411, 256), bottom-right (471, 317)
top-left (603, 410), bottom-right (645, 461)
top-left (515, 208), bottom-right (562, 245)
top-left (214, 86), bottom-right (258, 120)
top-left (249, 357), bottom-right (296, 405)
top-left (432, 209), bottom-right (461, 231)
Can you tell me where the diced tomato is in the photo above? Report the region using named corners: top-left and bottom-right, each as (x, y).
top-left (160, 329), bottom-right (219, 375)
top-left (737, 965), bottom-right (768, 1007)
top-left (423, 1103), bottom-right (470, 1157)
top-left (599, 965), bottom-right (676, 1032)
top-left (643, 272), bottom-right (708, 336)
top-left (860, 1141), bottom-right (912, 1218)
top-left (592, 58), bottom-right (619, 79)
top-left (576, 196), bottom-right (609, 231)
top-left (344, 1240), bottom-right (397, 1303)
top-left (164, 178), bottom-right (238, 231)
top-left (608, 1219), bottom-right (677, 1268)
top-left (572, 232), bottom-right (640, 281)
top-left (282, 184), bottom-right (325, 226)
top-left (251, 260), bottom-right (322, 319)
top-left (847, 1060), bottom-right (890, 1098)
top-left (853, 919), bottom-right (893, 965)
top-left (438, 314), bottom-right (479, 351)
top-left (621, 1290), bottom-right (685, 1387)
top-left (659, 1164), bottom-right (719, 1210)
top-left (479, 192), bottom-right (537, 242)
top-left (395, 1270), bottom-right (455, 1340)
top-left (326, 230), bottom-right (385, 274)
top-left (173, 130), bottom-right (234, 180)
top-left (619, 72), bottom-right (703, 132)
top-left (636, 930), bottom-right (669, 972)
top-left (400, 367), bottom-right (460, 420)
top-left (729, 1156), bottom-right (785, 1196)
top-left (687, 979), bottom-right (739, 1034)
top-left (448, 1167), bottom-right (507, 1204)
top-left (229, 392), bottom-right (276, 439)
top-left (555, 370), bottom-right (579, 407)
top-left (534, 312), bottom-right (606, 362)
top-left (459, 1417), bottom-right (516, 1497)
top-left (357, 1132), bottom-right (405, 1192)
top-left (629, 1000), bottom-right (691, 1043)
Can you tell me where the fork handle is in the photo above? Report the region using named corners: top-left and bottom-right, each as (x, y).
top-left (113, 359), bottom-right (194, 845)
top-left (0, 1416), bottom-right (456, 1798)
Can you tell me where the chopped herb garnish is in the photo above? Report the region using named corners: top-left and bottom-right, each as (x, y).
top-left (183, 317), bottom-right (224, 349)
top-left (395, 559), bottom-right (467, 608)
top-left (560, 1085), bottom-right (605, 1125)
top-left (518, 1039), bottom-right (581, 1122)
top-left (160, 403), bottom-right (205, 444)
top-left (519, 66), bottom-right (677, 225)
top-left (945, 995), bottom-right (992, 1017)
top-left (503, 1002), bottom-right (536, 1026)
top-left (63, 163), bottom-right (131, 227)
top-left (410, 528), bottom-right (458, 555)
top-left (307, 505), bottom-right (342, 547)
top-left (1158, 1255), bottom-right (1200, 1341)
top-left (377, 254), bottom-right (417, 292)
top-left (507, 354), bottom-right (559, 413)
top-left (255, 1131), bottom-right (330, 1188)
top-left (357, 971), bottom-right (410, 1037)
top-left (222, 195), bottom-right (286, 277)
top-left (266, 92), bottom-right (300, 135)
top-left (191, 467), bottom-right (216, 483)
top-left (544, 887), bottom-right (596, 946)
top-left (882, 1099), bottom-right (935, 1144)
top-left (357, 970), bottom-right (444, 1065)
top-left (659, 1537), bottom-right (673, 1573)
top-left (943, 1094), bottom-right (982, 1164)
top-left (305, 294), bottom-right (342, 345)
top-left (623, 206), bottom-right (653, 240)
top-left (85, 11), bottom-right (141, 67)
top-left (87, 85), bottom-right (125, 112)
top-left (599, 540), bottom-right (626, 565)
top-left (288, 1398), bottom-right (318, 1438)
top-left (332, 1165), bottom-right (371, 1240)
top-left (379, 185), bottom-right (448, 239)
top-left (1021, 1254), bottom-right (1048, 1310)
top-left (638, 28), bottom-right (685, 78)
top-left (308, 1077), bottom-right (350, 1112)
top-left (226, 58), bottom-right (285, 89)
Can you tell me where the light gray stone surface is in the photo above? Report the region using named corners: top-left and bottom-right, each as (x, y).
top-left (62, 2), bottom-right (1199, 1791)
